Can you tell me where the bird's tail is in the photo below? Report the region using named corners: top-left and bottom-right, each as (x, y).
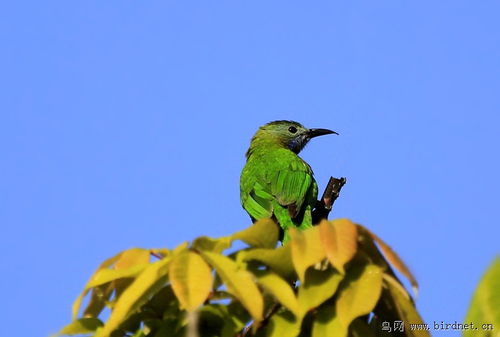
top-left (274, 201), bottom-right (313, 244)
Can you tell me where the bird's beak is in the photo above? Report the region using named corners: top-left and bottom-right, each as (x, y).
top-left (307, 128), bottom-right (339, 138)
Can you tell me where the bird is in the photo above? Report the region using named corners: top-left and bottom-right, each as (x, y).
top-left (240, 120), bottom-right (337, 243)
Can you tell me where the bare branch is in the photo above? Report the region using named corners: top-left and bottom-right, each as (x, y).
top-left (312, 176), bottom-right (347, 224)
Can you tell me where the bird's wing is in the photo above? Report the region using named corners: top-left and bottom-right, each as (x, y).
top-left (241, 180), bottom-right (274, 220)
top-left (240, 150), bottom-right (314, 221)
top-left (270, 165), bottom-right (313, 218)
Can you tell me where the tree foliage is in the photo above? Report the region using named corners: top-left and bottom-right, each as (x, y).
top-left (463, 256), bottom-right (500, 337)
top-left (59, 218), bottom-right (429, 337)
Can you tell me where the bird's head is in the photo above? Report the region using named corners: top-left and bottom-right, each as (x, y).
top-left (247, 120), bottom-right (338, 157)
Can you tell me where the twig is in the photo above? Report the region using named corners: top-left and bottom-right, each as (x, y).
top-left (150, 251), bottom-right (164, 260)
top-left (240, 303), bottom-right (282, 337)
top-left (312, 176), bottom-right (346, 224)
top-left (186, 311), bottom-right (200, 337)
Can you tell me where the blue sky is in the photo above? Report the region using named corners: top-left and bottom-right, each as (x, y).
top-left (2, 1), bottom-right (499, 336)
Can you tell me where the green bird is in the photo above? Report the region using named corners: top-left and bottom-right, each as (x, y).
top-left (240, 120), bottom-right (337, 243)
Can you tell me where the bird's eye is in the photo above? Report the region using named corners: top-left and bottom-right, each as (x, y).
top-left (288, 126), bottom-right (297, 134)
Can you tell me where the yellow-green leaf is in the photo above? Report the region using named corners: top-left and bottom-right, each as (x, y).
top-left (464, 256), bottom-right (500, 337)
top-left (377, 274), bottom-right (429, 337)
top-left (298, 268), bottom-right (343, 318)
top-left (356, 227), bottom-right (389, 268)
top-left (240, 245), bottom-right (295, 279)
top-left (313, 264), bottom-right (383, 337)
top-left (58, 318), bottom-right (103, 336)
top-left (86, 264), bottom-right (148, 289)
top-left (362, 225), bottom-right (418, 296)
top-left (72, 248), bottom-right (151, 320)
top-left (319, 219), bottom-right (357, 273)
top-left (290, 226), bottom-right (326, 282)
top-left (232, 218), bottom-right (279, 248)
top-left (191, 236), bottom-right (232, 253)
top-left (200, 251), bottom-right (263, 323)
top-left (198, 304), bottom-right (241, 337)
top-left (82, 283), bottom-right (115, 319)
top-left (349, 318), bottom-right (376, 337)
top-left (169, 250), bottom-right (213, 311)
top-left (254, 270), bottom-right (300, 317)
top-left (95, 256), bottom-right (172, 337)
top-left (72, 252), bottom-right (123, 319)
top-left (261, 311), bottom-right (301, 337)
top-left (336, 264), bottom-right (383, 335)
top-left (314, 309), bottom-right (379, 337)
top-left (172, 241), bottom-right (189, 254)
top-left (383, 273), bottom-right (411, 302)
top-left (114, 248), bottom-right (150, 269)
top-left (312, 302), bottom-right (340, 337)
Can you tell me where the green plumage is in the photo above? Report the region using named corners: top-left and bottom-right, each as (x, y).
top-left (240, 121), bottom-right (336, 243)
